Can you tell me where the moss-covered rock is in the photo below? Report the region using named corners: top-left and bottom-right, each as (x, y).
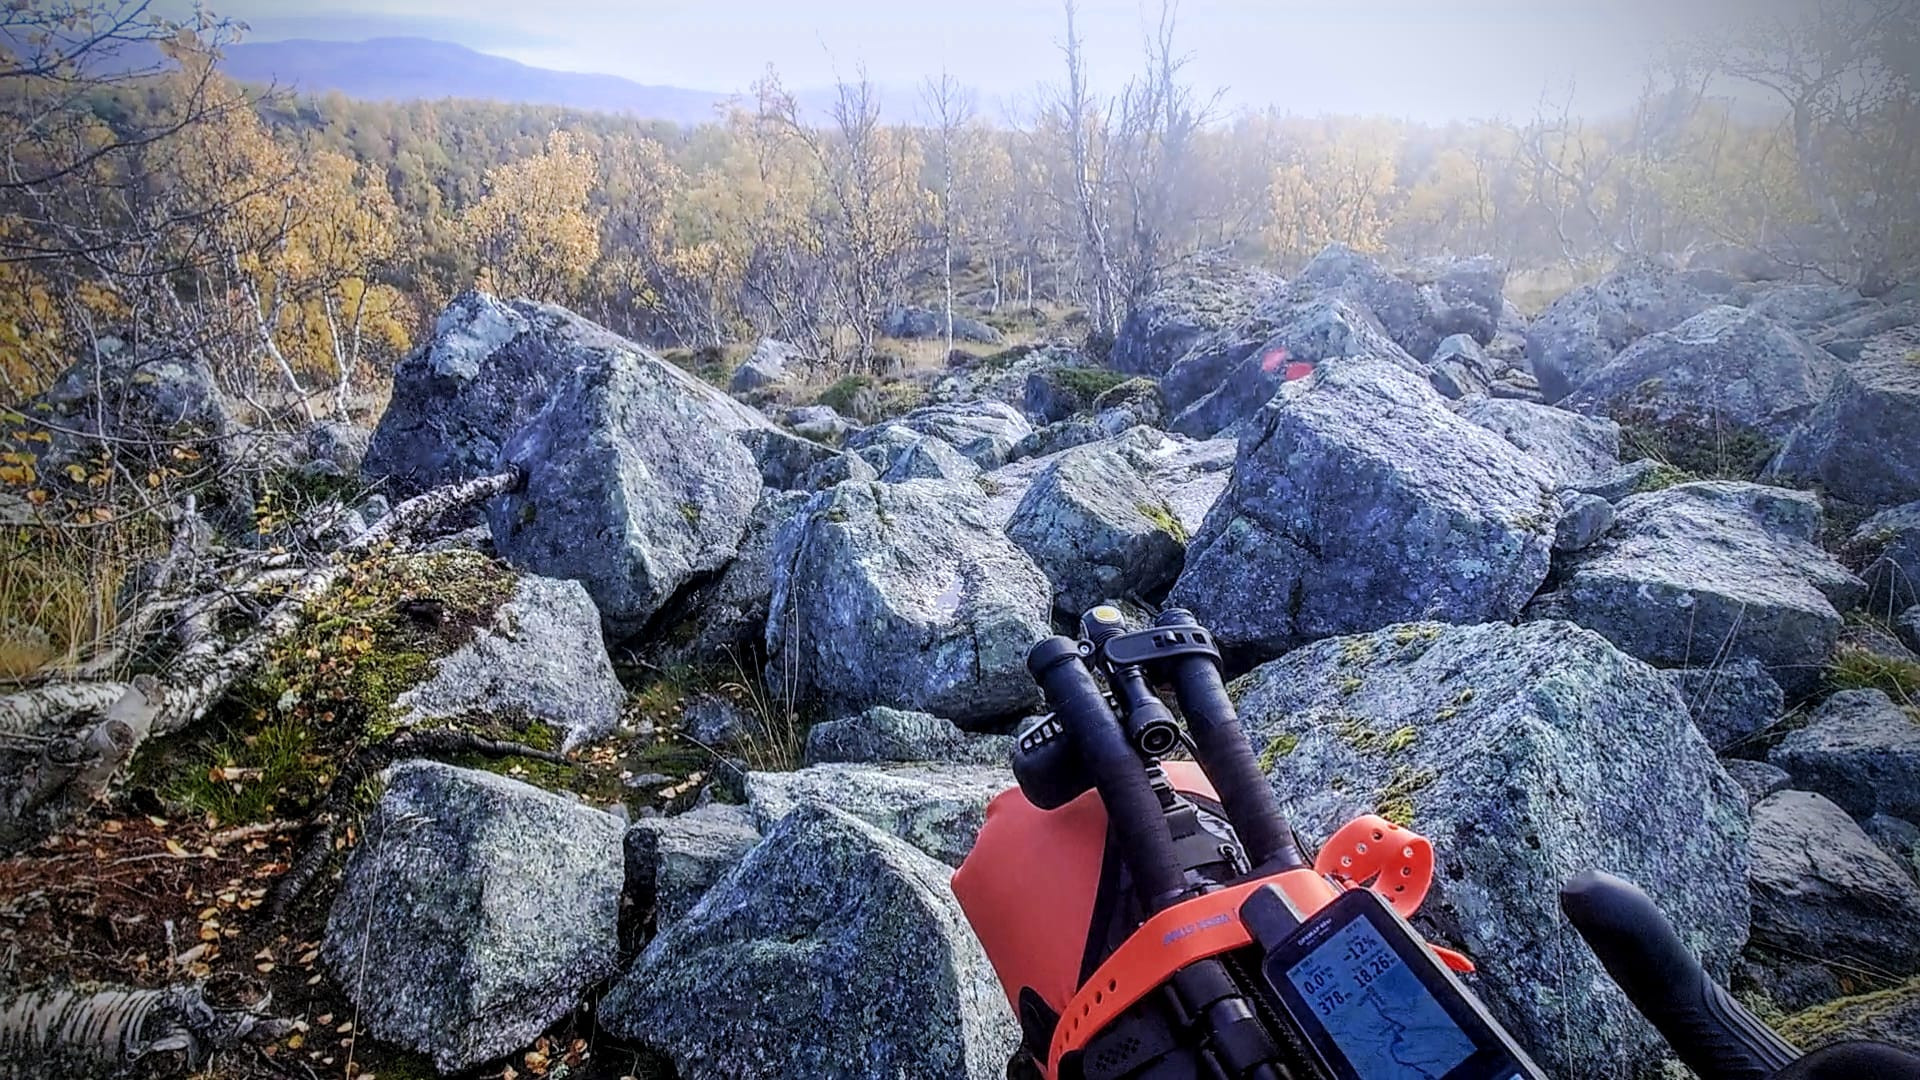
top-left (1233, 619), bottom-right (1750, 1078)
top-left (132, 550), bottom-right (629, 824)
top-left (1779, 978), bottom-right (1920, 1054)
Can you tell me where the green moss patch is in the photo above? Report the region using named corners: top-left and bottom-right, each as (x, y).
top-left (131, 550), bottom-right (522, 825)
top-left (1136, 500), bottom-right (1189, 544)
top-left (1778, 976), bottom-right (1920, 1049)
top-left (1333, 715), bottom-right (1418, 756)
top-left (1052, 366), bottom-right (1130, 402)
top-left (816, 373), bottom-right (876, 418)
top-left (1256, 732), bottom-right (1300, 773)
top-left (1375, 765), bottom-right (1438, 826)
top-left (1620, 419), bottom-right (1775, 483)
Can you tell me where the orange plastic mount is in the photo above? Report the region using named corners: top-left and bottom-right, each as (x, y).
top-left (1045, 867), bottom-right (1341, 1077)
top-left (1314, 814), bottom-right (1434, 917)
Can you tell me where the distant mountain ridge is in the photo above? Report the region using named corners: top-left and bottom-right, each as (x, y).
top-left (217, 37), bottom-right (732, 124)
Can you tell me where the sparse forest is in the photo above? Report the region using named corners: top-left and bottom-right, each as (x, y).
top-left (6, 0), bottom-right (1918, 407)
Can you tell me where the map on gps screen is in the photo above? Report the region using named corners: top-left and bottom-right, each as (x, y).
top-left (1286, 917), bottom-right (1477, 1080)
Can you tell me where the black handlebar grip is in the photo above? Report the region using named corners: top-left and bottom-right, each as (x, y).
top-left (1153, 608), bottom-right (1307, 872)
top-left (1011, 714), bottom-right (1094, 810)
top-left (1028, 636), bottom-right (1189, 910)
top-left (1561, 870), bottom-right (1799, 1080)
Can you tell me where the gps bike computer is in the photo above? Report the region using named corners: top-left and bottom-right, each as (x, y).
top-left (1249, 886), bottom-right (1547, 1080)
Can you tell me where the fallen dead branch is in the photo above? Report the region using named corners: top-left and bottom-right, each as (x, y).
top-left (0, 982), bottom-right (290, 1080)
top-left (0, 467), bottom-right (527, 852)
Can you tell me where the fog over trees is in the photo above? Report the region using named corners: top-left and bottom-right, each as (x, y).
top-left (4, 0), bottom-right (1917, 402)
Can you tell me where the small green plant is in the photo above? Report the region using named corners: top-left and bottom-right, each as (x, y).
top-left (1826, 643), bottom-right (1920, 707)
top-left (1052, 366), bottom-right (1130, 404)
top-left (816, 373), bottom-right (877, 418)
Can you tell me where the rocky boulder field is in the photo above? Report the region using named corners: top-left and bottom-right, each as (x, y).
top-left (9, 247), bottom-right (1920, 1080)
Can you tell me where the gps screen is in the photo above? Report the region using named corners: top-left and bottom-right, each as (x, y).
top-left (1285, 915), bottom-right (1477, 1080)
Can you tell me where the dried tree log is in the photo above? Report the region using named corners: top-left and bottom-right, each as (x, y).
top-left (0, 467), bottom-right (536, 843)
top-left (149, 566), bottom-right (340, 737)
top-left (343, 465), bottom-right (523, 555)
top-left (0, 684), bottom-right (132, 740)
top-left (22, 677), bottom-right (163, 812)
top-left (0, 982), bottom-right (289, 1080)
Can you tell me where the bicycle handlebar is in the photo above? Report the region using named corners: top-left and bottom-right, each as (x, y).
top-left (1561, 869), bottom-right (1799, 1080)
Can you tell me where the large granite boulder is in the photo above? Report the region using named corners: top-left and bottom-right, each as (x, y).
top-left (1413, 255), bottom-right (1510, 345)
top-left (1566, 459), bottom-right (1670, 504)
top-left (1004, 444), bottom-right (1188, 614)
top-left (16, 341), bottom-right (238, 514)
top-left (599, 804), bottom-right (1019, 1080)
top-left (1113, 261), bottom-right (1287, 377)
top-left (1427, 333), bottom-right (1497, 399)
top-left (883, 305), bottom-right (1004, 344)
top-left (299, 421), bottom-right (373, 479)
top-left (1453, 397), bottom-right (1621, 487)
top-left (1091, 376), bottom-right (1167, 430)
top-left (803, 707), bottom-right (1014, 767)
top-left (746, 762), bottom-right (1010, 867)
top-left (1867, 814), bottom-right (1920, 887)
top-left (1771, 689), bottom-right (1920, 822)
top-left (1233, 619), bottom-right (1749, 1078)
top-left (1525, 260), bottom-right (1717, 401)
top-left (656, 489), bottom-right (809, 664)
top-left (625, 803), bottom-right (762, 929)
top-left (785, 403), bottom-right (855, 443)
top-left (1744, 284), bottom-right (1876, 331)
top-left (766, 479), bottom-right (1050, 723)
top-left (881, 434), bottom-right (981, 483)
top-left (1554, 491), bottom-right (1617, 552)
top-left (391, 574), bottom-right (624, 751)
top-left (846, 421), bottom-right (923, 474)
top-left (1723, 759), bottom-right (1793, 805)
top-left (487, 349), bottom-right (770, 640)
top-left (1169, 358), bottom-right (1556, 661)
top-left (1535, 482), bottom-right (1865, 695)
top-left (1768, 328), bottom-right (1920, 508)
top-left (1166, 296), bottom-right (1422, 438)
top-left (737, 426), bottom-right (842, 491)
top-left (366, 293), bottom-right (618, 498)
top-left (986, 426), bottom-right (1236, 544)
top-left (322, 762), bottom-right (623, 1074)
top-left (729, 337), bottom-right (804, 392)
top-left (1663, 659), bottom-right (1784, 753)
top-left (849, 400), bottom-right (1033, 470)
top-left (1294, 243), bottom-right (1443, 360)
top-left (1814, 302), bottom-right (1920, 361)
top-left (1563, 305), bottom-right (1838, 446)
top-left (1848, 501), bottom-right (1920, 617)
top-left (1748, 790), bottom-right (1920, 984)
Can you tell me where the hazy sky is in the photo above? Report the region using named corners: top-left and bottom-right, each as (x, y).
top-left (214, 0), bottom-right (1807, 122)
